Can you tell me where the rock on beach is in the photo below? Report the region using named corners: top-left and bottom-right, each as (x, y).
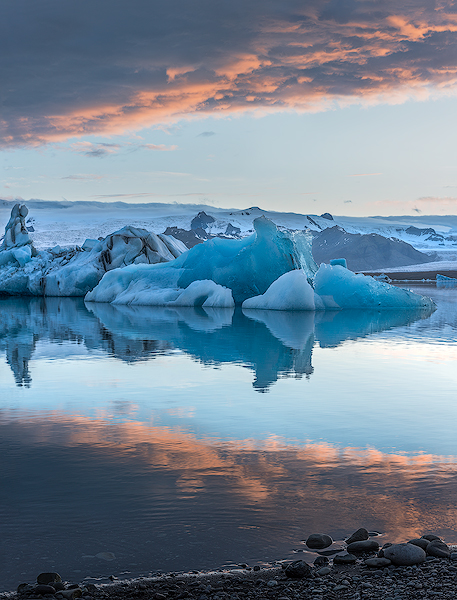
top-left (305, 533), bottom-right (333, 549)
top-left (383, 542), bottom-right (426, 565)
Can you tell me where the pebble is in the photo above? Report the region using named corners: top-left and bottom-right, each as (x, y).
top-left (426, 540), bottom-right (450, 558)
top-left (384, 543), bottom-right (426, 566)
top-left (407, 538), bottom-right (429, 551)
top-left (284, 560), bottom-right (312, 579)
top-left (346, 528), bottom-right (369, 545)
top-left (36, 574), bottom-right (62, 585)
top-left (364, 557), bottom-right (391, 568)
top-left (333, 553), bottom-right (357, 564)
top-left (347, 540), bottom-right (379, 553)
top-left (305, 534), bottom-right (333, 549)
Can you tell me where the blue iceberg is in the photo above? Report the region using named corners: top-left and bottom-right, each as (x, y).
top-left (86, 216), bottom-right (318, 305)
top-left (87, 216), bottom-right (434, 311)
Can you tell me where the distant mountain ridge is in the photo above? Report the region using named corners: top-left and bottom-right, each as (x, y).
top-left (312, 226), bottom-right (436, 271)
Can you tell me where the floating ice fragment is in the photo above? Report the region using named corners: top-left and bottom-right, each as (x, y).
top-left (314, 264), bottom-right (435, 309)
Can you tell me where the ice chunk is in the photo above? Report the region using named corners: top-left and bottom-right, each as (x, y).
top-left (436, 273), bottom-right (457, 288)
top-left (0, 203), bottom-right (36, 267)
top-left (86, 217), bottom-right (317, 304)
top-left (0, 219), bottom-right (187, 296)
top-left (314, 264), bottom-right (435, 309)
top-left (242, 270), bottom-right (316, 311)
top-left (330, 258), bottom-right (347, 268)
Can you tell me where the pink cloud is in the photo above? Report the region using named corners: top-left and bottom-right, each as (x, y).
top-left (2, 0), bottom-right (457, 147)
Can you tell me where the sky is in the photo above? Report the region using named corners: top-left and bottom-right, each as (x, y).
top-left (2, 0), bottom-right (457, 216)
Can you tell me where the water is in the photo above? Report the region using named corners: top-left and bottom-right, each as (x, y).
top-left (0, 285), bottom-right (456, 590)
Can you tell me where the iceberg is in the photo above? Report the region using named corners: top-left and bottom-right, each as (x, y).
top-left (313, 264), bottom-right (434, 310)
top-left (436, 273), bottom-right (457, 288)
top-left (87, 217), bottom-right (434, 311)
top-left (0, 204), bottom-right (435, 312)
top-left (86, 216), bottom-right (317, 305)
top-left (0, 204), bottom-right (187, 296)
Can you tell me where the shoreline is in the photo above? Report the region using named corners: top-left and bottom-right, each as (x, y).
top-left (4, 556), bottom-right (457, 600)
top-left (4, 534), bottom-right (457, 600)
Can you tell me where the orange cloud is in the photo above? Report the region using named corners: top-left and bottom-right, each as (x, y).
top-left (3, 0), bottom-right (457, 147)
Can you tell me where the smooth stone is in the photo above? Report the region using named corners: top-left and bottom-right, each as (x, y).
top-left (59, 590), bottom-right (82, 600)
top-left (426, 539), bottom-right (450, 558)
top-left (306, 533), bottom-right (333, 549)
top-left (17, 584), bottom-right (35, 594)
top-left (284, 560), bottom-right (312, 578)
top-left (384, 543), bottom-right (426, 566)
top-left (450, 552), bottom-right (457, 561)
top-left (408, 538), bottom-right (429, 551)
top-left (365, 557), bottom-right (392, 568)
top-left (37, 574), bottom-right (62, 585)
top-left (421, 534), bottom-right (441, 542)
top-left (314, 556), bottom-right (329, 567)
top-left (347, 540), bottom-right (379, 553)
top-left (317, 567), bottom-right (331, 576)
top-left (35, 585), bottom-right (57, 595)
top-left (333, 553), bottom-right (357, 564)
top-left (346, 528), bottom-right (369, 545)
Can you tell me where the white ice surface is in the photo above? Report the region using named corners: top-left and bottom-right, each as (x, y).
top-left (242, 270), bottom-right (316, 311)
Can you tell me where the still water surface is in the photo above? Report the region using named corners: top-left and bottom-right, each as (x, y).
top-left (0, 286), bottom-right (456, 589)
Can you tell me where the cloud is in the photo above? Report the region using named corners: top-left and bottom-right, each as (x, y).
top-left (69, 142), bottom-right (121, 158)
top-left (68, 141), bottom-right (176, 157)
top-left (62, 174), bottom-right (107, 181)
top-left (348, 172), bottom-right (383, 177)
top-left (198, 131), bottom-right (216, 137)
top-left (139, 143), bottom-right (177, 151)
top-left (2, 0), bottom-right (457, 147)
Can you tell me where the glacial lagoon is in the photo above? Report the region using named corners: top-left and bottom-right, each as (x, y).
top-left (0, 285), bottom-right (457, 590)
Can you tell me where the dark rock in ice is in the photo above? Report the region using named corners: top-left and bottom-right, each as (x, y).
top-left (383, 543), bottom-right (426, 566)
top-left (225, 223), bottom-right (241, 236)
top-left (320, 213), bottom-right (334, 221)
top-left (364, 557), bottom-right (391, 568)
top-left (333, 553), bottom-right (357, 565)
top-left (346, 540), bottom-right (379, 553)
top-left (306, 533), bottom-right (333, 549)
top-left (284, 560), bottom-right (312, 578)
top-left (426, 539), bottom-right (450, 558)
top-left (405, 226), bottom-right (436, 237)
top-left (408, 538), bottom-right (429, 551)
top-left (314, 556), bottom-right (329, 567)
top-left (37, 573), bottom-right (62, 585)
top-left (346, 528), bottom-right (369, 545)
top-left (191, 211), bottom-right (215, 231)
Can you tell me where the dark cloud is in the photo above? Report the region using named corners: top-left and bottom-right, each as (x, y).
top-left (1, 0), bottom-right (457, 147)
top-left (198, 131), bottom-right (216, 137)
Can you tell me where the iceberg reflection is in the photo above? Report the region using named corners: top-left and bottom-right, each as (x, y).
top-left (0, 297), bottom-right (434, 391)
